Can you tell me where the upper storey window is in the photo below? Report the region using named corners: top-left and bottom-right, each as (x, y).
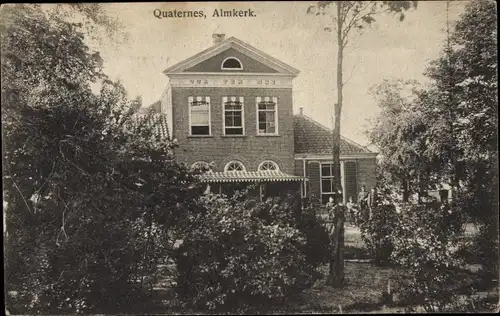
top-left (223, 96), bottom-right (244, 136)
top-left (189, 96), bottom-right (211, 136)
top-left (221, 57), bottom-right (243, 70)
top-left (256, 97), bottom-right (278, 135)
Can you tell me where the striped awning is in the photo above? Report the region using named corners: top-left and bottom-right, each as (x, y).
top-left (199, 171), bottom-right (307, 183)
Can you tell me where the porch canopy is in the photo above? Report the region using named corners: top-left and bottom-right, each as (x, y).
top-left (199, 170), bottom-right (307, 183)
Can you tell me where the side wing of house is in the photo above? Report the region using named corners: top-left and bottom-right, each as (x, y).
top-left (293, 114), bottom-right (378, 204)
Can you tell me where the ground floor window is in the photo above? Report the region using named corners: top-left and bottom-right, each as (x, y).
top-left (209, 182), bottom-right (301, 202)
top-left (221, 182), bottom-right (255, 196)
top-left (224, 161), bottom-right (246, 172)
top-left (320, 163), bottom-right (336, 204)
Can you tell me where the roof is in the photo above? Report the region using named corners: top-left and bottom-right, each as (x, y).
top-left (293, 114), bottom-right (374, 156)
top-left (163, 36), bottom-right (299, 76)
top-left (136, 100), bottom-right (161, 115)
top-left (129, 113), bottom-right (170, 140)
top-left (130, 104), bottom-right (374, 157)
top-left (199, 171), bottom-right (306, 183)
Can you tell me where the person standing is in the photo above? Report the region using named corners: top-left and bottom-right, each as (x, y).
top-left (326, 196), bottom-right (335, 234)
top-left (358, 185), bottom-right (369, 207)
top-left (346, 196), bottom-right (356, 224)
top-left (367, 187), bottom-right (379, 219)
top-left (358, 185), bottom-right (369, 222)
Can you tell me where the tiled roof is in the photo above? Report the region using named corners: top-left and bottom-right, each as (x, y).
top-left (293, 115), bottom-right (373, 155)
top-left (136, 100), bottom-right (161, 115)
top-left (129, 113), bottom-right (170, 140)
top-left (128, 108), bottom-right (372, 156)
top-left (199, 171), bottom-right (306, 183)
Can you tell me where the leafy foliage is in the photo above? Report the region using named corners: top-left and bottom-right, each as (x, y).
top-left (368, 0), bottom-right (498, 281)
top-left (357, 191), bottom-right (469, 311)
top-left (172, 192), bottom-right (329, 312)
top-left (308, 1), bottom-right (417, 39)
top-left (390, 202), bottom-right (468, 312)
top-left (2, 4), bottom-right (202, 314)
top-left (359, 204), bottom-right (398, 266)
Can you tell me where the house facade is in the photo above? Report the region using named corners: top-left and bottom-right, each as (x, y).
top-left (142, 33), bottom-right (377, 204)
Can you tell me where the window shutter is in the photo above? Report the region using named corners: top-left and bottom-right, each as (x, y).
top-left (308, 161), bottom-right (321, 203)
top-left (344, 161), bottom-right (358, 202)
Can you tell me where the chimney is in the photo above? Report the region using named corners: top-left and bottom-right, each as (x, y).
top-left (212, 25), bottom-right (225, 45)
top-left (212, 33), bottom-right (226, 45)
top-left (299, 107), bottom-right (304, 116)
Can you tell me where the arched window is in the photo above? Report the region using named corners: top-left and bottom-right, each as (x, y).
top-left (224, 161), bottom-right (246, 172)
top-left (221, 57), bottom-right (243, 70)
top-left (258, 160), bottom-right (279, 171)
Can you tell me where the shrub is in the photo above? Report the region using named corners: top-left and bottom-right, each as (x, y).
top-left (2, 5), bottom-right (205, 314)
top-left (293, 196), bottom-right (332, 268)
top-left (359, 204), bottom-right (398, 266)
top-left (390, 202), bottom-right (469, 312)
top-left (172, 192), bottom-right (323, 312)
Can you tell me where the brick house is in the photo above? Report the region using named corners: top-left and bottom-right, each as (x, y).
top-left (140, 33), bottom-right (377, 204)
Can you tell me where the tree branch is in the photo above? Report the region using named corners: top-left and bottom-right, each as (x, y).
top-left (35, 161), bottom-right (57, 194)
top-left (341, 2), bottom-right (371, 42)
top-left (59, 140), bottom-right (90, 176)
top-left (56, 191), bottom-right (70, 246)
top-left (12, 180), bottom-right (32, 214)
top-left (341, 2), bottom-right (384, 45)
top-left (342, 62), bottom-right (359, 87)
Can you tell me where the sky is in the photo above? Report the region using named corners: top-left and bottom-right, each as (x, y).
top-left (83, 1), bottom-right (468, 146)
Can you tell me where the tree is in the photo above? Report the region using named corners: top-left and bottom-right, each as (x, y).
top-left (368, 79), bottom-right (428, 202)
top-left (306, 0), bottom-right (417, 287)
top-left (369, 0), bottom-right (498, 284)
top-left (2, 5), bottom-right (202, 313)
top-left (423, 0), bottom-right (498, 281)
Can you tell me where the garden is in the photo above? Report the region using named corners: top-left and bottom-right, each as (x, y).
top-left (3, 1), bottom-right (498, 314)
top-left (136, 199), bottom-right (498, 314)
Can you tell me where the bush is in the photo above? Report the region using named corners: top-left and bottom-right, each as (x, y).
top-left (390, 202), bottom-right (469, 312)
top-left (3, 76), bottom-right (201, 314)
top-left (172, 192), bottom-right (326, 312)
top-left (359, 204), bottom-right (398, 266)
top-left (294, 196), bottom-right (332, 268)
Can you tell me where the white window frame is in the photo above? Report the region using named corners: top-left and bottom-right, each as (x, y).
top-left (320, 162), bottom-right (335, 204)
top-left (255, 97), bottom-right (278, 136)
top-left (257, 160), bottom-right (279, 171)
top-left (224, 161), bottom-right (246, 172)
top-left (222, 96), bottom-right (245, 136)
top-left (320, 162), bottom-right (347, 204)
top-left (221, 57), bottom-right (243, 70)
top-left (188, 96), bottom-right (211, 136)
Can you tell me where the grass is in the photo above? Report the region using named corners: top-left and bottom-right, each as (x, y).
top-left (344, 223), bottom-right (371, 260)
top-left (281, 262), bottom-right (406, 313)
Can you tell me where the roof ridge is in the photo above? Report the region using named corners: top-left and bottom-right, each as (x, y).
top-left (164, 36), bottom-right (299, 75)
top-left (294, 114), bottom-right (372, 153)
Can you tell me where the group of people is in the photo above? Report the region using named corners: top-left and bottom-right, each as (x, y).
top-left (326, 185), bottom-right (379, 226)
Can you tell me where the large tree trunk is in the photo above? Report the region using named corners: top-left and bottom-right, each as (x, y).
top-left (327, 1), bottom-right (344, 287)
